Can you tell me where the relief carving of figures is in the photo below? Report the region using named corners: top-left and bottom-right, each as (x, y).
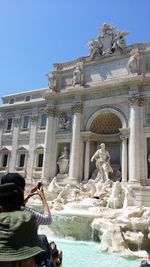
top-left (88, 23), bottom-right (129, 60)
top-left (57, 146), bottom-right (70, 174)
top-left (46, 72), bottom-right (57, 92)
top-left (91, 143), bottom-right (113, 182)
top-left (59, 112), bottom-right (71, 130)
top-left (127, 50), bottom-right (139, 74)
top-left (72, 64), bottom-right (83, 86)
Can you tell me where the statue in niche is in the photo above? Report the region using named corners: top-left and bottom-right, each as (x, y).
top-left (72, 64), bottom-right (83, 86)
top-left (127, 50), bottom-right (139, 74)
top-left (46, 73), bottom-right (57, 91)
top-left (59, 112), bottom-right (71, 131)
top-left (57, 146), bottom-right (70, 174)
top-left (91, 143), bottom-right (113, 182)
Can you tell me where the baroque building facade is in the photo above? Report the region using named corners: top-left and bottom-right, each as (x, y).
top-left (1, 24), bottom-right (150, 205)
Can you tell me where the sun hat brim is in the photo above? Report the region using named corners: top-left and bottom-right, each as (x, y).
top-left (0, 211), bottom-right (45, 261)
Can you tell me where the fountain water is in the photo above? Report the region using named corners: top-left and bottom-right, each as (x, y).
top-left (30, 178), bottom-right (150, 266)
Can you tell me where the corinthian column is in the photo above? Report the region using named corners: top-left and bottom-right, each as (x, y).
top-left (9, 116), bottom-right (21, 172)
top-left (69, 103), bottom-right (82, 183)
top-left (42, 106), bottom-right (57, 184)
top-left (128, 95), bottom-right (144, 183)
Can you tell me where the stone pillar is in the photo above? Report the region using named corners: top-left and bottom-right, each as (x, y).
top-left (0, 118), bottom-right (4, 147)
top-left (9, 116), bottom-right (21, 172)
top-left (42, 107), bottom-right (57, 184)
top-left (84, 139), bottom-right (90, 181)
top-left (26, 113), bottom-right (38, 183)
top-left (69, 103), bottom-right (82, 183)
top-left (139, 102), bottom-right (146, 183)
top-left (128, 95), bottom-right (144, 183)
top-left (120, 136), bottom-right (128, 183)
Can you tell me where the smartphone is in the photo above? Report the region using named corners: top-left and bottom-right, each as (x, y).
top-left (37, 181), bottom-right (42, 189)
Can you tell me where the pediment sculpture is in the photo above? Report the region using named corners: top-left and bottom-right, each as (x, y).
top-left (88, 23), bottom-right (130, 60)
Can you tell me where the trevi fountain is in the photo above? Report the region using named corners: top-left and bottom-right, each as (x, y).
top-left (1, 22), bottom-right (150, 266)
top-left (30, 142), bottom-right (150, 267)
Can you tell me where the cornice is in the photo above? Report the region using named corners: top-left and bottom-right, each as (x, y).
top-left (43, 74), bottom-right (150, 101)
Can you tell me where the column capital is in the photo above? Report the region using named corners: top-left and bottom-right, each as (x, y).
top-left (72, 102), bottom-right (83, 113)
top-left (128, 95), bottom-right (144, 106)
top-left (13, 116), bottom-right (21, 126)
top-left (46, 106), bottom-right (57, 117)
top-left (30, 114), bottom-right (38, 123)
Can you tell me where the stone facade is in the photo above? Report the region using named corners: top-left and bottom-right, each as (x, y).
top-left (1, 24), bottom-right (150, 205)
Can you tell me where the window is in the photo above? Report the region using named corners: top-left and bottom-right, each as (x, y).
top-left (38, 153), bottom-right (43, 167)
top-left (9, 98), bottom-right (14, 104)
top-left (19, 154), bottom-right (25, 167)
top-left (2, 154), bottom-right (8, 167)
top-left (7, 118), bottom-right (12, 130)
top-left (40, 114), bottom-right (47, 128)
top-left (25, 96), bottom-right (31, 102)
top-left (22, 116), bottom-right (29, 129)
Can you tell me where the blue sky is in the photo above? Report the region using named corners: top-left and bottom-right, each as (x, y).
top-left (0, 0), bottom-right (150, 101)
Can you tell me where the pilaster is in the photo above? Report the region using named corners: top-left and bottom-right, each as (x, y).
top-left (42, 106), bottom-right (57, 184)
top-left (9, 116), bottom-right (21, 172)
top-left (26, 113), bottom-right (38, 183)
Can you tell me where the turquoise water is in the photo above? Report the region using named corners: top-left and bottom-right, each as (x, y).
top-left (51, 239), bottom-right (141, 267)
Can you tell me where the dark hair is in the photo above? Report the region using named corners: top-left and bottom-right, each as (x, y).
top-left (0, 173), bottom-right (25, 190)
top-left (0, 183), bottom-right (24, 211)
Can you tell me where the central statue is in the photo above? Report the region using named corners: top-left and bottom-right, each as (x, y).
top-left (91, 143), bottom-right (113, 181)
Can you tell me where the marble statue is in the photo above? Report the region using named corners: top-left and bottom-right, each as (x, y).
top-left (88, 23), bottom-right (129, 59)
top-left (72, 64), bottom-right (83, 86)
top-left (88, 39), bottom-right (102, 60)
top-left (127, 50), bottom-right (139, 74)
top-left (47, 177), bottom-right (63, 200)
top-left (123, 185), bottom-right (135, 208)
top-left (57, 146), bottom-right (70, 174)
top-left (46, 73), bottom-right (57, 91)
top-left (56, 184), bottom-right (71, 204)
top-left (91, 143), bottom-right (113, 182)
top-left (107, 181), bottom-right (124, 209)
